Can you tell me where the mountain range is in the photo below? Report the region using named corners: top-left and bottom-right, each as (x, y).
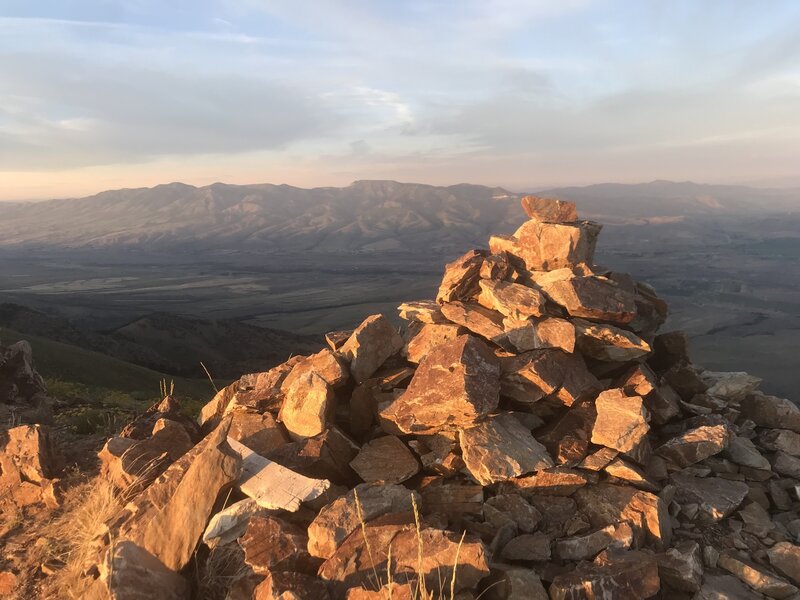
top-left (0, 180), bottom-right (796, 253)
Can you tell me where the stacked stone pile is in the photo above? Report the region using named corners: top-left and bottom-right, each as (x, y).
top-left (59, 197), bottom-right (800, 598)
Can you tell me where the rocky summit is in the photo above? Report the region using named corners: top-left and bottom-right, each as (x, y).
top-left (2, 194), bottom-right (800, 600)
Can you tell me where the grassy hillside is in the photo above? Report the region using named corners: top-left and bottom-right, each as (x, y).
top-left (1, 327), bottom-right (220, 403)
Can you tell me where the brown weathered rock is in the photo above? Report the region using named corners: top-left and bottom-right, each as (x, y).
top-left (657, 541), bottom-right (703, 592)
top-left (520, 195), bottom-right (578, 223)
top-left (345, 583), bottom-right (412, 600)
top-left (501, 467), bottom-right (592, 497)
top-left (99, 419), bottom-right (193, 492)
top-left (202, 498), bottom-right (268, 548)
top-left (500, 349), bottom-right (599, 407)
top-left (536, 399), bottom-right (597, 466)
top-left (541, 275), bottom-right (637, 325)
top-left (671, 473), bottom-right (749, 522)
top-left (575, 484), bottom-right (671, 548)
top-left (695, 573), bottom-right (763, 600)
top-left (553, 522), bottom-right (634, 561)
top-left (254, 571), bottom-right (331, 600)
top-left (579, 447), bottom-right (619, 471)
top-left (741, 392), bottom-right (800, 433)
top-left (267, 426), bottom-right (359, 485)
top-left (549, 551), bottom-right (660, 600)
top-left (308, 483), bottom-right (418, 559)
top-left (86, 541), bottom-right (188, 600)
top-left (768, 542), bottom-right (800, 586)
top-left (656, 423), bottom-right (732, 467)
top-left (513, 220), bottom-right (601, 271)
top-left (604, 457), bottom-right (659, 492)
top-left (240, 515), bottom-right (316, 574)
top-left (573, 319), bottom-right (650, 362)
top-left (477, 279), bottom-right (547, 320)
top-left (773, 450), bottom-right (800, 478)
top-left (419, 476), bottom-right (483, 516)
top-left (591, 389), bottom-right (650, 459)
top-left (502, 316), bottom-right (575, 353)
top-left (726, 436), bottom-right (770, 470)
top-left (105, 423), bottom-right (242, 571)
top-left (501, 532), bottom-right (551, 562)
top-left (437, 249), bottom-right (487, 303)
top-left (0, 423), bottom-right (61, 508)
top-left (702, 371), bottom-right (762, 402)
top-left (484, 494), bottom-right (542, 533)
top-left (279, 370), bottom-right (335, 440)
top-left (340, 314), bottom-right (403, 383)
top-left (404, 323), bottom-right (464, 364)
top-left (759, 429), bottom-right (800, 456)
top-left (480, 565), bottom-right (549, 600)
top-left (381, 335), bottom-right (500, 433)
top-left (318, 513), bottom-right (488, 595)
top-left (228, 410), bottom-right (290, 455)
top-left (719, 552), bottom-right (799, 599)
top-left (460, 413), bottom-right (553, 485)
top-left (616, 364), bottom-right (680, 425)
top-left (349, 436), bottom-right (419, 484)
top-left (397, 300), bottom-right (448, 323)
top-left (440, 301), bottom-right (510, 348)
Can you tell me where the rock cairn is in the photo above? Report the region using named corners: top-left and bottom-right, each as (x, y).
top-left (78, 196), bottom-right (800, 598)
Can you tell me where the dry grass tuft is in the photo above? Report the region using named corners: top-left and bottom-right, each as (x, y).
top-left (193, 543), bottom-right (252, 600)
top-left (40, 475), bottom-right (124, 599)
top-left (353, 491), bottom-right (467, 600)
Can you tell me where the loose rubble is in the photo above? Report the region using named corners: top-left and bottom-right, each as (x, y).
top-left (3, 193), bottom-right (800, 599)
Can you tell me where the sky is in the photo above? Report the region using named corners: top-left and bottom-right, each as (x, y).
top-left (1, 0), bottom-right (800, 200)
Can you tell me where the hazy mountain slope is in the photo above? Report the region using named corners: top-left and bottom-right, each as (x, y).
top-left (1, 179), bottom-right (794, 253)
top-left (0, 303), bottom-right (321, 379)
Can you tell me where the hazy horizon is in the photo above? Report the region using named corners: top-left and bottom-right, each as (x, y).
top-left (2, 1), bottom-right (800, 200)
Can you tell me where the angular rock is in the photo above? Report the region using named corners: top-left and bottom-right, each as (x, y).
top-left (480, 565), bottom-right (549, 600)
top-left (477, 279), bottom-right (547, 320)
top-left (501, 467), bottom-right (592, 497)
top-left (591, 389), bottom-right (650, 458)
top-left (520, 195), bottom-right (578, 222)
top-left (340, 314), bottom-right (403, 383)
top-left (502, 316), bottom-right (575, 354)
top-left (536, 399), bottom-right (596, 465)
top-left (484, 494), bottom-right (542, 533)
top-left (437, 249), bottom-right (487, 303)
top-left (739, 501), bottom-right (775, 537)
top-left (553, 522), bottom-right (634, 561)
top-left (549, 551), bottom-right (660, 600)
top-left (604, 457), bottom-right (659, 492)
top-left (254, 571), bottom-right (331, 600)
top-left (656, 424), bottom-right (732, 468)
top-left (616, 364), bottom-right (680, 425)
top-left (695, 574), bottom-right (763, 600)
top-left (773, 451), bottom-right (800, 478)
top-left (419, 476), bottom-right (484, 516)
top-left (240, 515), bottom-right (315, 574)
top-left (381, 335), bottom-right (500, 433)
top-left (0, 424), bottom-right (61, 508)
top-left (501, 532), bottom-right (551, 562)
top-left (575, 484), bottom-right (671, 548)
top-left (349, 436), bottom-right (419, 484)
top-left (702, 371), bottom-right (762, 402)
top-left (741, 392), bottom-right (800, 433)
top-left (580, 447), bottom-right (619, 471)
top-left (768, 542), bottom-right (800, 586)
top-left (719, 552), bottom-right (798, 599)
top-left (308, 482), bottom-right (419, 559)
top-left (279, 370), bottom-right (335, 440)
top-left (573, 319), bottom-right (650, 362)
top-left (671, 473), bottom-right (749, 522)
top-left (726, 436), bottom-right (771, 470)
top-left (440, 301), bottom-right (510, 348)
top-left (759, 429), bottom-right (800, 456)
top-left (267, 426), bottom-right (359, 485)
top-left (513, 220), bottom-right (601, 271)
top-left (86, 541), bottom-right (188, 600)
top-left (460, 413), bottom-right (553, 485)
top-left (202, 498), bottom-right (269, 548)
top-left (105, 423), bottom-right (242, 571)
top-left (397, 300), bottom-right (448, 324)
top-left (657, 541), bottom-right (703, 592)
top-left (500, 349), bottom-right (599, 407)
top-left (345, 583), bottom-right (412, 600)
top-left (541, 275), bottom-right (637, 325)
top-left (404, 323), bottom-right (464, 364)
top-left (227, 410), bottom-right (290, 456)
